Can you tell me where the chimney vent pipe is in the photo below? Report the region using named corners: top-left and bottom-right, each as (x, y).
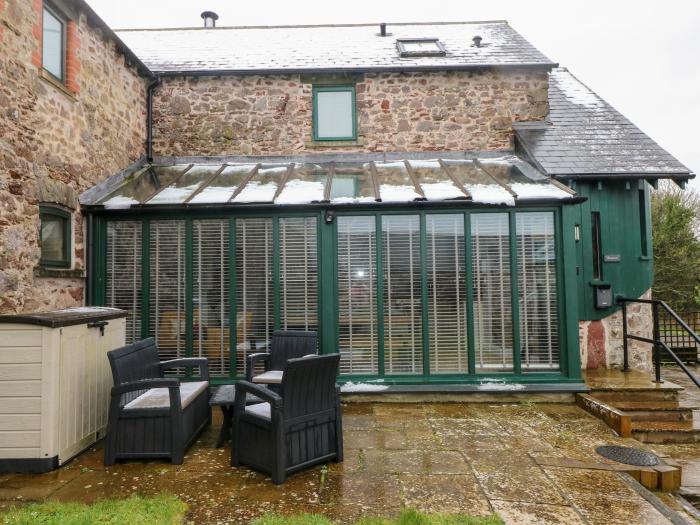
top-left (201, 11), bottom-right (219, 28)
top-left (472, 35), bottom-right (483, 47)
top-left (379, 23), bottom-right (387, 37)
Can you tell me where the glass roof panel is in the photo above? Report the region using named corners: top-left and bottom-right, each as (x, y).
top-left (275, 163), bottom-right (328, 204)
top-left (147, 164), bottom-right (218, 204)
top-left (479, 158), bottom-right (572, 201)
top-left (100, 165), bottom-right (186, 208)
top-left (407, 159), bottom-right (466, 200)
top-left (188, 164), bottom-right (256, 204)
top-left (329, 163), bottom-right (376, 203)
top-left (232, 163), bottom-right (290, 203)
top-left (374, 161), bottom-right (422, 202)
top-left (441, 160), bottom-right (514, 205)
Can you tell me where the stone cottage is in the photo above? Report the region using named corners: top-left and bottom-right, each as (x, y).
top-left (0, 2), bottom-right (694, 387)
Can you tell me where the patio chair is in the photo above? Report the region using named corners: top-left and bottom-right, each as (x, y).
top-left (104, 338), bottom-right (211, 465)
top-left (245, 330), bottom-right (318, 385)
top-left (232, 353), bottom-right (343, 484)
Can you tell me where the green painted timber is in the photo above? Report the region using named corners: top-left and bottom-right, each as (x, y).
top-left (91, 203), bottom-right (583, 386)
top-left (573, 180), bottom-right (653, 321)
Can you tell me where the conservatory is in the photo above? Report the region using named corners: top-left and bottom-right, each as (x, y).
top-left (83, 153), bottom-right (584, 387)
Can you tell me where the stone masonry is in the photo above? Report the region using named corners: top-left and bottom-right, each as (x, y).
top-left (0, 0), bottom-right (147, 313)
top-left (152, 69), bottom-right (548, 157)
top-left (579, 289), bottom-right (654, 372)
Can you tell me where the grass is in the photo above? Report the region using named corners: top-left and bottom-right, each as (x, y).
top-left (0, 494), bottom-right (186, 525)
top-left (253, 509), bottom-right (504, 525)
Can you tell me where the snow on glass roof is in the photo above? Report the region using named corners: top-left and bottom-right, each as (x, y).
top-left (95, 156), bottom-right (575, 209)
top-left (115, 22), bottom-right (555, 74)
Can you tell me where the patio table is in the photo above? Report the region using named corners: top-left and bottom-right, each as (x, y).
top-left (209, 385), bottom-right (263, 448)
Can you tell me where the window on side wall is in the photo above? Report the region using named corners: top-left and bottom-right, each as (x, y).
top-left (312, 85), bottom-right (357, 141)
top-left (40, 205), bottom-right (71, 268)
top-left (42, 3), bottom-right (66, 82)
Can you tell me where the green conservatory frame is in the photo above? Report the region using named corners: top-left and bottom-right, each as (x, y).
top-left (88, 201), bottom-right (582, 387)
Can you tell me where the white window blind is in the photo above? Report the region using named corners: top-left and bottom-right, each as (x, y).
top-left (427, 214), bottom-right (467, 373)
top-left (193, 219), bottom-right (230, 377)
top-left (149, 220), bottom-right (186, 363)
top-left (315, 89), bottom-right (354, 139)
top-left (235, 218), bottom-right (273, 375)
top-left (106, 221), bottom-right (141, 344)
top-left (383, 215), bottom-right (422, 375)
top-left (472, 213), bottom-right (513, 371)
top-left (517, 212), bottom-right (559, 370)
top-left (337, 216), bottom-right (378, 374)
top-left (280, 217), bottom-right (318, 332)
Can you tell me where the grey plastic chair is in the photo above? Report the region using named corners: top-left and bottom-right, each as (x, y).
top-left (245, 330), bottom-right (318, 385)
top-left (231, 353), bottom-right (343, 484)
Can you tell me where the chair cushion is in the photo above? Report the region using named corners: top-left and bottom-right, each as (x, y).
top-left (123, 381), bottom-right (209, 410)
top-left (251, 370), bottom-right (283, 384)
top-left (245, 402), bottom-right (271, 420)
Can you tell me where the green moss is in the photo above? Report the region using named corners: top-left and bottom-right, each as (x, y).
top-left (0, 494), bottom-right (186, 525)
top-left (253, 509), bottom-right (504, 525)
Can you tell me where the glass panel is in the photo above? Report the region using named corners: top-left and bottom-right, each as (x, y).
top-left (149, 220), bottom-right (186, 367)
top-left (106, 221), bottom-right (141, 344)
top-left (235, 218), bottom-right (273, 375)
top-left (442, 160), bottom-right (513, 205)
top-left (193, 219), bottom-right (230, 377)
top-left (591, 211), bottom-right (602, 280)
top-left (408, 160), bottom-right (465, 200)
top-left (517, 212), bottom-right (559, 371)
top-left (233, 164), bottom-right (288, 203)
top-left (472, 213), bottom-right (513, 372)
top-left (316, 90), bottom-right (353, 139)
top-left (383, 215), bottom-right (422, 375)
top-left (148, 165), bottom-right (220, 204)
top-left (427, 214), bottom-right (467, 373)
top-left (330, 163), bottom-right (376, 204)
top-left (42, 8), bottom-right (63, 79)
top-left (401, 41), bottom-right (441, 53)
top-left (41, 215), bottom-right (65, 261)
top-left (100, 166), bottom-right (187, 208)
top-left (276, 164), bottom-right (327, 204)
top-left (189, 164), bottom-right (256, 204)
top-left (280, 217), bottom-right (318, 331)
top-left (481, 158), bottom-right (570, 201)
top-left (374, 162), bottom-right (421, 202)
top-left (337, 216), bottom-right (378, 375)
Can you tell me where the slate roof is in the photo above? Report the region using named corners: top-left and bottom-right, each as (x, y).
top-left (515, 68), bottom-right (693, 179)
top-left (114, 22), bottom-right (556, 74)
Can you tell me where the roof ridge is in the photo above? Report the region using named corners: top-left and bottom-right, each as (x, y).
top-left (114, 20), bottom-right (509, 33)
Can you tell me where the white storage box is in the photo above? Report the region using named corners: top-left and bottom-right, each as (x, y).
top-left (0, 307), bottom-right (126, 473)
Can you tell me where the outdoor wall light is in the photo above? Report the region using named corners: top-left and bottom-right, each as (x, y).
top-left (325, 210), bottom-right (335, 224)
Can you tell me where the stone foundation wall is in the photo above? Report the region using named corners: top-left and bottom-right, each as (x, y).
top-left (579, 289), bottom-right (654, 372)
top-left (0, 0), bottom-right (147, 313)
top-left (152, 69), bottom-right (548, 157)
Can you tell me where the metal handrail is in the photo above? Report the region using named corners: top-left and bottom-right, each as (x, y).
top-left (618, 297), bottom-right (700, 388)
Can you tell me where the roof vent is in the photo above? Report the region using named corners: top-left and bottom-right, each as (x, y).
top-left (472, 35), bottom-right (483, 47)
top-left (200, 11), bottom-right (219, 28)
top-left (379, 23), bottom-right (388, 37)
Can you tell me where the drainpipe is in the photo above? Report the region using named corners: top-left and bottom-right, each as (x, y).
top-left (85, 211), bottom-right (93, 306)
top-left (146, 76), bottom-right (162, 163)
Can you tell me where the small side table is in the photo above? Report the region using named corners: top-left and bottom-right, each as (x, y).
top-left (209, 385), bottom-right (263, 448)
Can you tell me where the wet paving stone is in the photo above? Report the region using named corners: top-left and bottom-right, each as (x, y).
top-left (490, 500), bottom-right (586, 525)
top-left (0, 401), bottom-right (692, 524)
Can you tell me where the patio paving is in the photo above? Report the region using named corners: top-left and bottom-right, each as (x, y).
top-left (0, 401), bottom-right (688, 524)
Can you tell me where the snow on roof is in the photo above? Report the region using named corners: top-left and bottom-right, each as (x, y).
top-left (115, 21), bottom-right (555, 74)
top-left (515, 68), bottom-right (693, 178)
top-left (86, 155), bottom-right (576, 208)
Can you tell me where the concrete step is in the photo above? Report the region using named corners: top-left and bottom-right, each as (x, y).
top-left (592, 388), bottom-right (682, 403)
top-left (611, 400), bottom-right (697, 422)
top-left (632, 419), bottom-right (700, 444)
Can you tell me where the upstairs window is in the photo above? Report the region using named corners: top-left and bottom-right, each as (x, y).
top-left (42, 3), bottom-right (66, 81)
top-left (396, 38), bottom-right (446, 58)
top-left (312, 85), bottom-right (357, 141)
top-left (40, 205), bottom-right (71, 268)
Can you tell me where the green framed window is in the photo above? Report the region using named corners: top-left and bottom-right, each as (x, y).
top-left (42, 3), bottom-right (66, 82)
top-left (312, 85), bottom-right (357, 141)
top-left (39, 205), bottom-right (71, 268)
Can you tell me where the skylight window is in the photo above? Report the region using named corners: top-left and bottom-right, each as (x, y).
top-left (396, 38), bottom-right (446, 58)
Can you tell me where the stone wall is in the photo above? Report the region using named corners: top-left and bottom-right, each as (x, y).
top-left (152, 69), bottom-right (548, 157)
top-left (579, 289), bottom-right (654, 372)
top-left (0, 0), bottom-right (147, 313)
